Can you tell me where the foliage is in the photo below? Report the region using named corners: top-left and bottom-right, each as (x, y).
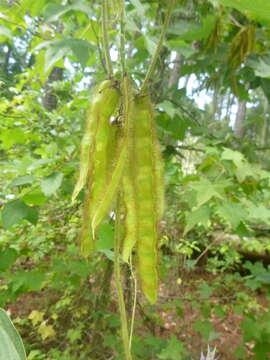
top-left (1, 0), bottom-right (270, 359)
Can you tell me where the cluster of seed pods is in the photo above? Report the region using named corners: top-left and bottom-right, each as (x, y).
top-left (73, 77), bottom-right (164, 303)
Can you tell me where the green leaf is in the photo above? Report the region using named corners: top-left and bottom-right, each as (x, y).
top-left (0, 129), bottom-right (27, 150)
top-left (2, 200), bottom-right (38, 229)
top-left (36, 39), bottom-right (92, 72)
top-left (9, 175), bottom-right (35, 187)
top-left (221, 147), bottom-right (245, 167)
top-left (20, 0), bottom-right (48, 16)
top-left (44, 43), bottom-right (70, 73)
top-left (217, 0), bottom-right (270, 22)
top-left (247, 204), bottom-right (270, 224)
top-left (216, 201), bottom-right (248, 228)
top-left (189, 178), bottom-right (224, 207)
top-left (0, 25), bottom-right (12, 40)
top-left (194, 320), bottom-right (215, 340)
top-left (248, 56), bottom-right (270, 78)
top-left (221, 148), bottom-right (255, 182)
top-left (96, 223), bottom-right (114, 251)
top-left (158, 101), bottom-right (177, 118)
top-left (158, 336), bottom-right (186, 359)
top-left (69, 39), bottom-right (92, 68)
top-left (0, 248), bottom-right (18, 272)
top-left (184, 205), bottom-right (211, 234)
top-left (169, 15), bottom-right (216, 42)
top-left (41, 172), bottom-right (63, 197)
top-left (11, 270), bottom-right (46, 292)
top-left (22, 191), bottom-right (47, 206)
top-left (44, 1), bottom-right (92, 23)
top-left (130, 0), bottom-right (147, 17)
top-left (0, 309), bottom-right (26, 360)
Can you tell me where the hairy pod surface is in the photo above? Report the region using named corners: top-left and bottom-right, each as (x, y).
top-left (74, 79), bottom-right (121, 256)
top-left (122, 93), bottom-right (164, 303)
top-left (72, 79), bottom-right (120, 203)
top-left (91, 76), bottom-right (133, 237)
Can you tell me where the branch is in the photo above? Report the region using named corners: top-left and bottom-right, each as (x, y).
top-left (140, 0), bottom-right (175, 94)
top-left (101, 0), bottom-right (113, 77)
top-left (176, 145), bottom-right (204, 152)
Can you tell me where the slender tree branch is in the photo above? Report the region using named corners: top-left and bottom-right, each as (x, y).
top-left (89, 19), bottom-right (107, 74)
top-left (101, 0), bottom-right (113, 77)
top-left (176, 145), bottom-right (204, 153)
top-left (120, 0), bottom-right (126, 75)
top-left (140, 0), bottom-right (175, 94)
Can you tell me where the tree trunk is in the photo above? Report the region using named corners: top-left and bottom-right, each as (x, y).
top-left (234, 100), bottom-right (246, 138)
top-left (42, 67), bottom-right (63, 111)
top-left (168, 53), bottom-right (182, 89)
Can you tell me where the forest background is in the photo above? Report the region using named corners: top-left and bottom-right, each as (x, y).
top-left (1, 0), bottom-right (270, 359)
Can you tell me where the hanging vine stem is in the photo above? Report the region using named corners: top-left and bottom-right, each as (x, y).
top-left (140, 0), bottom-right (176, 94)
top-left (128, 255), bottom-right (137, 350)
top-left (120, 0), bottom-right (126, 74)
top-left (114, 196), bottom-right (133, 360)
top-left (101, 0), bottom-right (113, 77)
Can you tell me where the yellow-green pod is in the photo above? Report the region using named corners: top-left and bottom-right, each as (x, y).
top-left (91, 133), bottom-right (128, 238)
top-left (91, 76), bottom-right (134, 238)
top-left (72, 79), bottom-right (120, 203)
top-left (74, 79), bottom-right (121, 256)
top-left (121, 161), bottom-right (138, 263)
top-left (131, 94), bottom-right (164, 304)
top-left (79, 186), bottom-right (94, 256)
top-left (148, 101), bottom-right (165, 220)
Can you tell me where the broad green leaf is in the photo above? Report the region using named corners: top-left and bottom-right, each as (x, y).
top-left (221, 148), bottom-right (245, 167)
top-left (248, 56), bottom-right (270, 78)
top-left (234, 162), bottom-right (255, 183)
top-left (144, 35), bottom-right (157, 56)
top-left (0, 129), bottom-right (27, 150)
top-left (158, 336), bottom-right (186, 359)
top-left (217, 0), bottom-right (270, 22)
top-left (67, 328), bottom-right (81, 343)
top-left (22, 191), bottom-right (47, 206)
top-left (44, 1), bottom-right (92, 23)
top-left (189, 178), bottom-right (224, 206)
top-left (20, 0), bottom-right (48, 16)
top-left (96, 223), bottom-right (114, 251)
top-left (184, 205), bottom-right (211, 234)
top-left (2, 200), bottom-right (38, 229)
top-left (0, 309), bottom-right (26, 360)
top-left (169, 15), bottom-right (216, 41)
top-left (216, 201), bottom-right (248, 228)
top-left (0, 25), bottom-right (12, 39)
top-left (247, 204), bottom-right (270, 224)
top-left (35, 39), bottom-right (92, 72)
top-left (28, 311), bottom-right (44, 326)
top-left (69, 39), bottom-right (92, 68)
top-left (158, 101), bottom-right (177, 118)
top-left (0, 330), bottom-right (21, 360)
top-left (11, 270), bottom-right (46, 292)
top-left (37, 322), bottom-right (55, 340)
top-left (130, 0), bottom-right (147, 17)
top-left (221, 148), bottom-right (255, 182)
top-left (41, 172), bottom-right (63, 196)
top-left (194, 320), bottom-right (216, 340)
top-left (0, 248), bottom-right (18, 272)
top-left (9, 175), bottom-right (35, 187)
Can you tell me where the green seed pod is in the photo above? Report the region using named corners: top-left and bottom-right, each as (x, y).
top-left (123, 93), bottom-right (164, 304)
top-left (91, 125), bottom-right (127, 237)
top-left (74, 79), bottom-right (121, 256)
top-left (91, 75), bottom-right (134, 238)
top-left (79, 188), bottom-right (94, 256)
top-left (121, 161), bottom-right (138, 263)
top-left (72, 79), bottom-right (120, 203)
